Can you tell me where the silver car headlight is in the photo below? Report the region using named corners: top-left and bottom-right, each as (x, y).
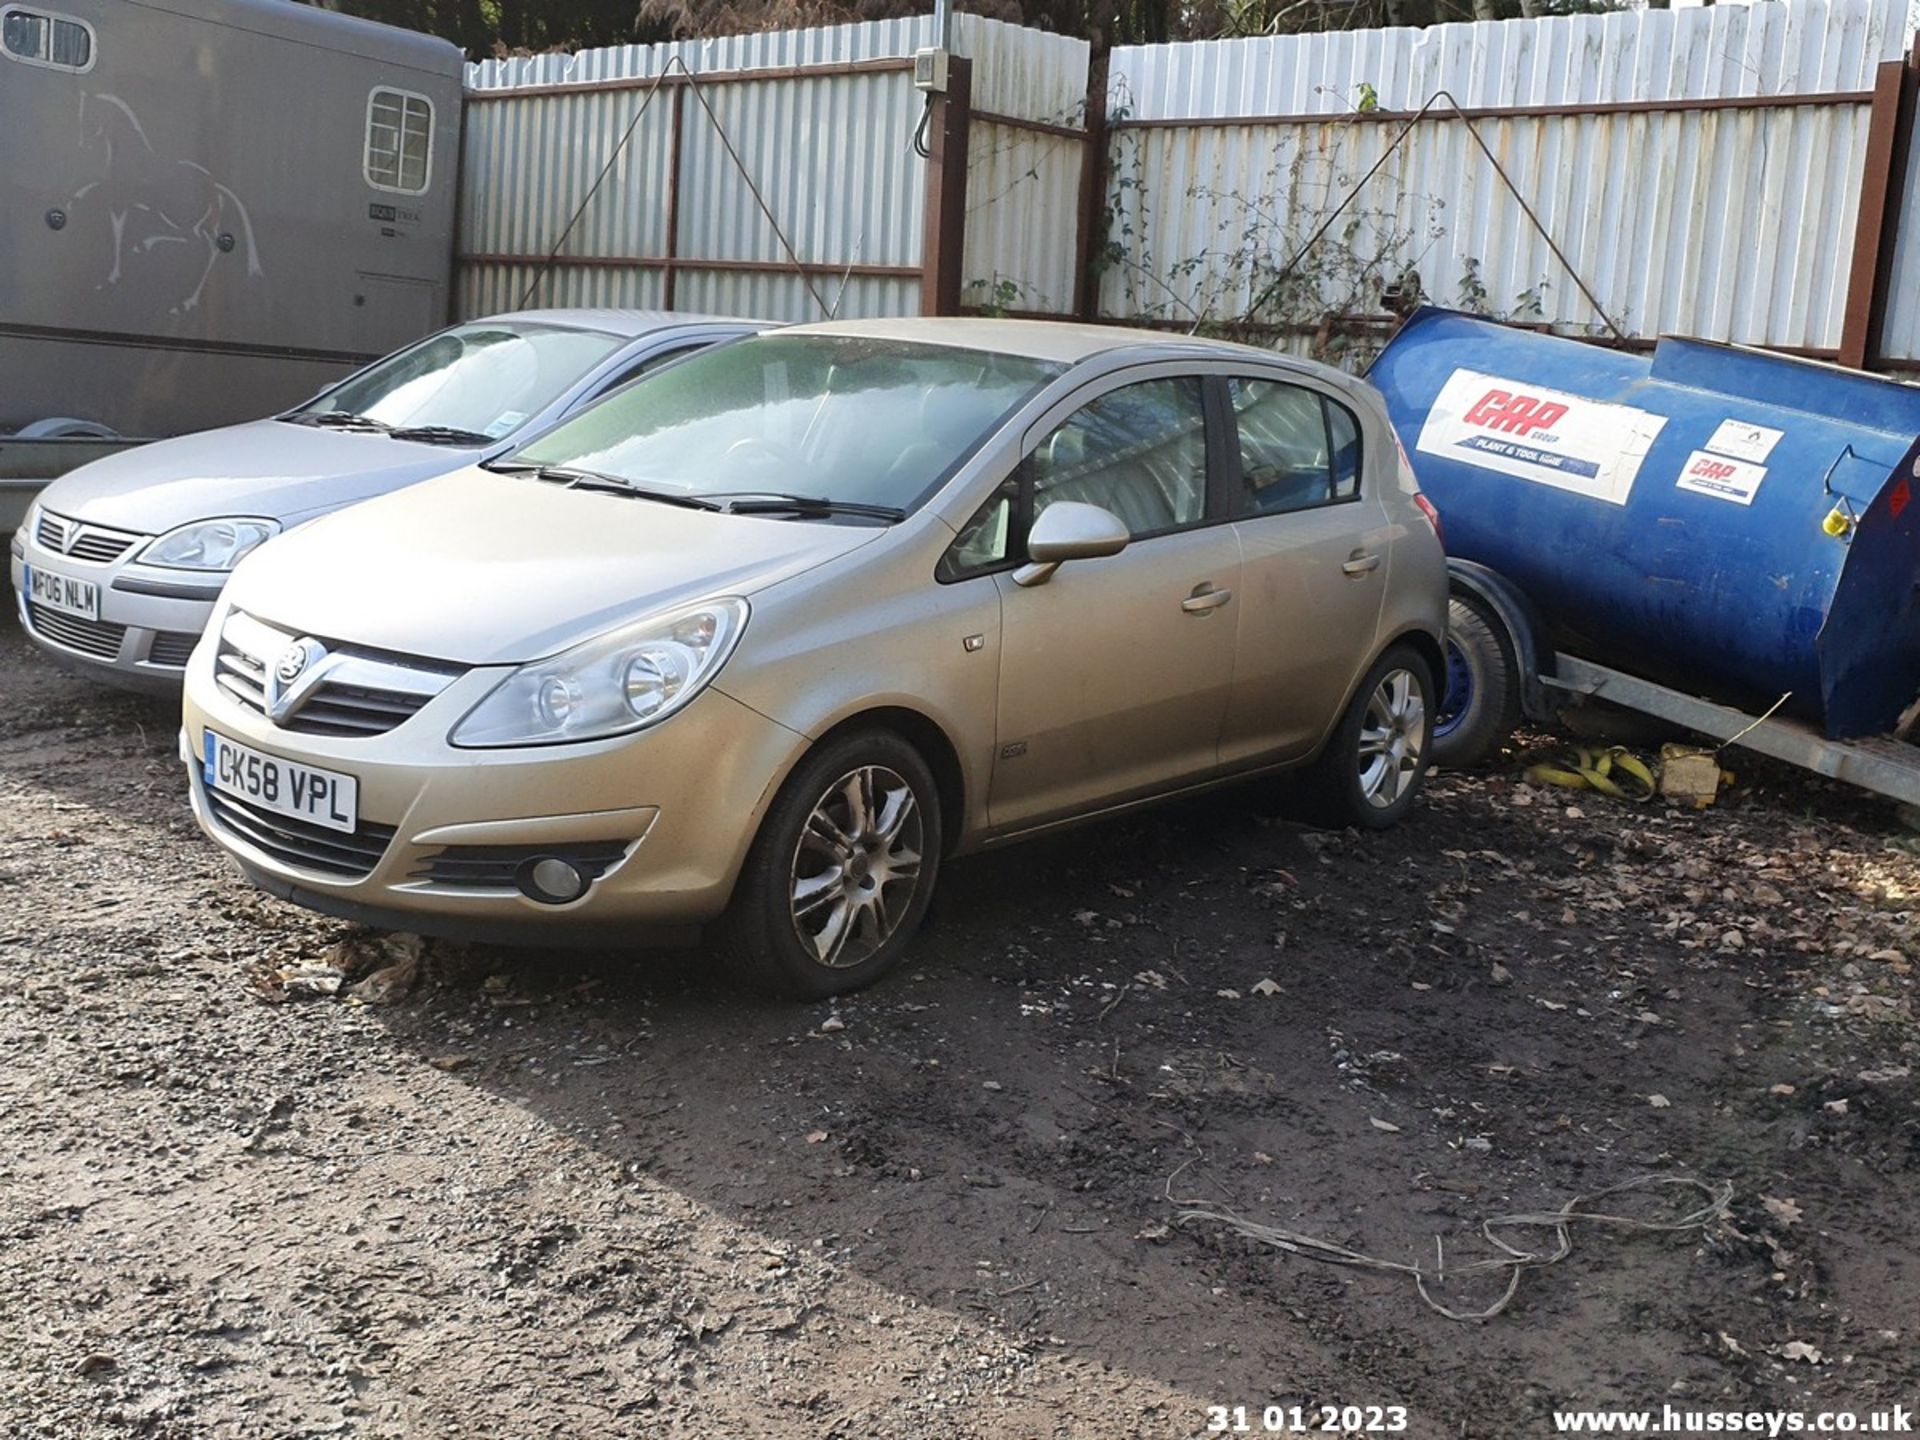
top-left (139, 518), bottom-right (280, 571)
top-left (450, 597), bottom-right (749, 748)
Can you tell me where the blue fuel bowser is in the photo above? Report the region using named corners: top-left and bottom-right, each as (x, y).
top-left (1369, 307), bottom-right (1920, 801)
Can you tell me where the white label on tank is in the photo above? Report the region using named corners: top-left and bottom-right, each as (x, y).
top-left (1704, 418), bottom-right (1784, 464)
top-left (1415, 368), bottom-right (1666, 506)
top-left (1676, 449), bottom-right (1767, 505)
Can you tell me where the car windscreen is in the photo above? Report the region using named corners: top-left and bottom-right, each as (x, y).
top-left (298, 323), bottom-right (627, 438)
top-left (508, 335), bottom-right (1065, 513)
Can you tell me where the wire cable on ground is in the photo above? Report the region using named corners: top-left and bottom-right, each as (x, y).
top-left (1173, 1173), bottom-right (1733, 1322)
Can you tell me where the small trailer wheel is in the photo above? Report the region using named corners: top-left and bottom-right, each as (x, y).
top-left (1432, 595), bottom-right (1521, 770)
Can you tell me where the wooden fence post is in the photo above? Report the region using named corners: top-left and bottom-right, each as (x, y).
top-left (1073, 66), bottom-right (1109, 321)
top-left (920, 56), bottom-right (972, 317)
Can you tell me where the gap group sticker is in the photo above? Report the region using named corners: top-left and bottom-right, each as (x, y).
top-left (1676, 449), bottom-right (1768, 505)
top-left (1415, 368), bottom-right (1667, 505)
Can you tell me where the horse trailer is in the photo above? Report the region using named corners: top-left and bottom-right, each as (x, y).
top-left (0, 0), bottom-right (464, 440)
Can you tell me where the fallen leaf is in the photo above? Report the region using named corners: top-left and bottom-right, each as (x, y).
top-left (1825, 1099), bottom-right (1850, 1116)
top-left (1779, 1340), bottom-right (1823, 1364)
top-left (1251, 978), bottom-right (1281, 997)
top-left (1648, 1094), bottom-right (1672, 1108)
top-left (805, 1130), bottom-right (829, 1144)
top-left (1769, 1083), bottom-right (1796, 1096)
top-left (1216, 989), bottom-right (1242, 1000)
top-left (819, 1016), bottom-right (845, 1033)
top-left (1718, 1332), bottom-right (1747, 1357)
top-left (1761, 1196), bottom-right (1803, 1228)
top-left (1489, 963), bottom-right (1513, 986)
top-left (1369, 1117), bottom-right (1401, 1133)
top-left (1135, 1223), bottom-right (1170, 1242)
top-left (1073, 910), bottom-right (1100, 927)
top-left (1858, 1066), bottom-right (1911, 1084)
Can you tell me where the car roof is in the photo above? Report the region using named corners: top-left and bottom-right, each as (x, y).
top-left (778, 316), bottom-right (1292, 366)
top-left (468, 309), bottom-right (770, 341)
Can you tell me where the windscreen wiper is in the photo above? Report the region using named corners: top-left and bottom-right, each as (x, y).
top-left (503, 463), bottom-right (723, 510)
top-left (389, 424), bottom-right (496, 446)
top-left (711, 493), bottom-right (906, 523)
top-left (283, 409), bottom-right (390, 432)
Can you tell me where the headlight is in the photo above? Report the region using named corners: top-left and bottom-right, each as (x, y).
top-left (139, 518), bottom-right (280, 571)
top-left (450, 598), bottom-right (749, 748)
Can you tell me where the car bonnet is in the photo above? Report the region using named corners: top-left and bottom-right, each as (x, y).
top-left (221, 467), bottom-right (892, 667)
top-left (35, 420), bottom-right (477, 535)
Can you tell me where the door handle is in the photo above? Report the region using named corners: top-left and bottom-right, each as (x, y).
top-left (1182, 583), bottom-right (1233, 614)
top-left (1342, 550), bottom-right (1381, 577)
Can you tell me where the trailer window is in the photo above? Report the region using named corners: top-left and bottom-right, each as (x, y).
top-left (365, 88), bottom-right (434, 195)
top-left (2, 6), bottom-right (94, 70)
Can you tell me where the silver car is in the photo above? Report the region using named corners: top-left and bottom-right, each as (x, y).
top-left (181, 319), bottom-right (1446, 997)
top-left (10, 310), bottom-right (764, 690)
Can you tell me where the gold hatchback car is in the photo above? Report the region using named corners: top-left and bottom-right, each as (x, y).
top-left (182, 319), bottom-right (1446, 996)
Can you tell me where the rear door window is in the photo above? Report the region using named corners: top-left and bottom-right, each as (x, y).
top-left (1227, 376), bottom-right (1363, 516)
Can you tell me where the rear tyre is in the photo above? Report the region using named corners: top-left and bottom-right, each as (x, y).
top-left (1301, 644), bottom-right (1435, 830)
top-left (717, 730), bottom-right (943, 999)
top-left (1431, 595), bottom-right (1521, 770)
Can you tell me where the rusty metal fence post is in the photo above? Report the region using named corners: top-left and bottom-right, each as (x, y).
top-left (920, 56), bottom-right (973, 317)
top-left (1839, 56), bottom-right (1913, 370)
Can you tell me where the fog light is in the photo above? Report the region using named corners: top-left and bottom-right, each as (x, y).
top-left (517, 856), bottom-right (588, 905)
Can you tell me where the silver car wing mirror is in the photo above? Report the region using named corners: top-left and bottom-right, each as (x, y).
top-left (1013, 501), bottom-right (1130, 588)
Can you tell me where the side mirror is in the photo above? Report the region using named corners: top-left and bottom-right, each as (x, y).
top-left (1012, 501), bottom-right (1130, 587)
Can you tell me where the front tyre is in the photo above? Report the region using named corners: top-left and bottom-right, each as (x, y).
top-left (718, 730), bottom-right (943, 999)
top-left (1303, 644), bottom-right (1435, 830)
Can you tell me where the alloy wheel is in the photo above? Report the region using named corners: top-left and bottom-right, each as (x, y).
top-left (788, 764), bottom-right (925, 968)
top-left (1357, 667), bottom-right (1427, 809)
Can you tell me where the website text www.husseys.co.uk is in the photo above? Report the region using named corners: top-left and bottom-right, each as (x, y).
top-left (1552, 1405), bottom-right (1913, 1435)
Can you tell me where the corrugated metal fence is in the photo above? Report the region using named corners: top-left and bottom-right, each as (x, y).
top-left (459, 15), bottom-right (1086, 324)
top-left (1099, 0), bottom-right (1909, 365)
top-left (457, 2), bottom-right (1920, 372)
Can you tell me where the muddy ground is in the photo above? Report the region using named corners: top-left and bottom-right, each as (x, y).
top-left (1, 602), bottom-right (1916, 1440)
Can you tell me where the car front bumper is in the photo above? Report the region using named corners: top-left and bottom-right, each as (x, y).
top-left (181, 651), bottom-right (808, 937)
top-left (11, 527), bottom-right (222, 691)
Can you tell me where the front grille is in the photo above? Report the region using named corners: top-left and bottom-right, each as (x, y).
top-left (409, 839), bottom-right (632, 889)
top-left (25, 602), bottom-right (126, 660)
top-left (214, 612), bottom-right (458, 739)
top-left (36, 511), bottom-right (143, 564)
top-left (275, 683), bottom-right (435, 738)
top-left (146, 631), bottom-right (200, 668)
top-left (204, 789), bottom-right (396, 879)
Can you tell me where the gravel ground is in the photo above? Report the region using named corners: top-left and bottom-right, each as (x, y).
top-left (2, 601), bottom-right (1917, 1439)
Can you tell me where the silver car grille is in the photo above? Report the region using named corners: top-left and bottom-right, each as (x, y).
top-left (24, 604), bottom-right (126, 660)
top-left (36, 510), bottom-right (146, 565)
top-left (215, 610), bottom-right (461, 738)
